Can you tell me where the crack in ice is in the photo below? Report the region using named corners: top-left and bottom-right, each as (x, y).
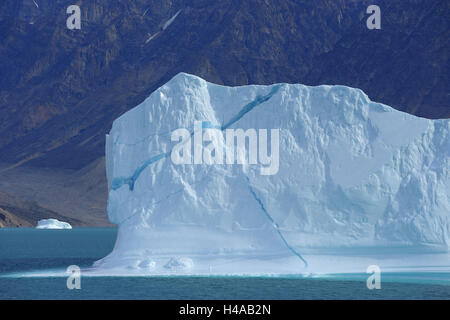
top-left (245, 176), bottom-right (308, 268)
top-left (111, 84), bottom-right (282, 191)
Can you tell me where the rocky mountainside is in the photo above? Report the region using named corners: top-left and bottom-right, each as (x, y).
top-left (96, 73), bottom-right (449, 274)
top-left (0, 190), bottom-right (81, 227)
top-left (0, 0), bottom-right (448, 225)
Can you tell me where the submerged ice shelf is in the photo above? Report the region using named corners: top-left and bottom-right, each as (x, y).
top-left (93, 73), bottom-right (450, 275)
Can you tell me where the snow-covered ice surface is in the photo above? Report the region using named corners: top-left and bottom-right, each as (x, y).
top-left (92, 73), bottom-right (449, 276)
top-left (36, 219), bottom-right (72, 229)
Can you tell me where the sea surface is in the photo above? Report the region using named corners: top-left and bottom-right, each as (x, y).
top-left (0, 228), bottom-right (448, 300)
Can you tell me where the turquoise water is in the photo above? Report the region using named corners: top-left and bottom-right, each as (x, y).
top-left (0, 228), bottom-right (449, 300)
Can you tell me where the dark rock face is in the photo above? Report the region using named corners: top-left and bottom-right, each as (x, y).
top-left (0, 190), bottom-right (81, 227)
top-left (0, 0), bottom-right (448, 170)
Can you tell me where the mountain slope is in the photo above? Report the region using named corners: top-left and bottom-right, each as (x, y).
top-left (0, 0), bottom-right (448, 170)
top-left (0, 0), bottom-right (447, 225)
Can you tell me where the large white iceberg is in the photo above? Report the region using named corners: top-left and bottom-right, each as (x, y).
top-left (36, 218), bottom-right (72, 229)
top-left (93, 73), bottom-right (449, 275)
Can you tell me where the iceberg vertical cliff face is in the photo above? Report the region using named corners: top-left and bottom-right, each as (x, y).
top-left (95, 73), bottom-right (449, 275)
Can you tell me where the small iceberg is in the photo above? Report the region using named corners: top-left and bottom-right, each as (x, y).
top-left (36, 218), bottom-right (72, 229)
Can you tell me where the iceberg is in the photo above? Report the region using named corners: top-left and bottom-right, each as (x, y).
top-left (93, 73), bottom-right (449, 275)
top-left (36, 218), bottom-right (72, 229)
